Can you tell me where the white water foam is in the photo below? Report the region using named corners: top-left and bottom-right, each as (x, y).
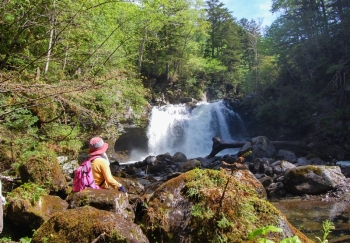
top-left (146, 100), bottom-right (247, 159)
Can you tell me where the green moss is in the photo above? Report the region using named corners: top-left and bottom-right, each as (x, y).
top-left (290, 165), bottom-right (322, 177)
top-left (7, 182), bottom-right (48, 206)
top-left (143, 168), bottom-right (285, 243)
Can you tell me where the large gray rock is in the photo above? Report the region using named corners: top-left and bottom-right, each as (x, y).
top-left (284, 165), bottom-right (347, 195)
top-left (276, 149), bottom-right (297, 164)
top-left (295, 157), bottom-right (327, 166)
top-left (241, 136), bottom-right (276, 160)
top-left (271, 160), bottom-right (296, 176)
top-left (173, 152), bottom-right (188, 162)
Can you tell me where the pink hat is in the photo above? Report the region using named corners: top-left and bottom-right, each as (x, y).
top-left (88, 137), bottom-right (108, 155)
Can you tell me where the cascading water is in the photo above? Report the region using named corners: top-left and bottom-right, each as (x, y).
top-left (146, 100), bottom-right (247, 159)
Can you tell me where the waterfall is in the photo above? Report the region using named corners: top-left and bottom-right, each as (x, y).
top-left (146, 100), bottom-right (247, 159)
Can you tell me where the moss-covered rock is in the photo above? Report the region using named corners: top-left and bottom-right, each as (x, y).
top-left (118, 177), bottom-right (145, 203)
top-left (141, 168), bottom-right (312, 243)
top-left (284, 165), bottom-right (347, 195)
top-left (18, 145), bottom-right (69, 195)
top-left (31, 206), bottom-right (149, 243)
top-left (66, 188), bottom-right (134, 221)
top-left (6, 184), bottom-right (68, 232)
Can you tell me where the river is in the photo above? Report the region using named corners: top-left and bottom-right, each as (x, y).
top-left (271, 199), bottom-right (350, 243)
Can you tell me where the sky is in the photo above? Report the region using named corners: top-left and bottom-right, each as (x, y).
top-left (221, 0), bottom-right (278, 27)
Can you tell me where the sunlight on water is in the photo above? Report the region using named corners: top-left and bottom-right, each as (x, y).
top-left (272, 200), bottom-right (350, 242)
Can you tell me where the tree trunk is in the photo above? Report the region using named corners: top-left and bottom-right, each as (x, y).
top-left (44, 0), bottom-right (56, 75)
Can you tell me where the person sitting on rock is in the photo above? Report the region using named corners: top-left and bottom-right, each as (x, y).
top-left (88, 137), bottom-right (127, 194)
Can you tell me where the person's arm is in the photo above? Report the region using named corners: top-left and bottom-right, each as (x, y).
top-left (99, 159), bottom-right (123, 189)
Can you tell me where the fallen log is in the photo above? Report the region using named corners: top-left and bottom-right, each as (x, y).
top-left (206, 137), bottom-right (247, 158)
top-left (206, 137), bottom-right (310, 158)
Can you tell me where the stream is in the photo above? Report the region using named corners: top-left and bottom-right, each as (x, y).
top-left (271, 199), bottom-right (350, 243)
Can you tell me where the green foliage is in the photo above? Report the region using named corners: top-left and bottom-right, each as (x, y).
top-left (315, 220), bottom-right (335, 243)
top-left (248, 225), bottom-right (302, 243)
top-left (19, 236), bottom-right (32, 243)
top-left (255, 89), bottom-right (319, 135)
top-left (280, 236), bottom-right (302, 243)
top-left (4, 109), bottom-right (39, 131)
top-left (0, 236), bottom-right (12, 243)
top-left (7, 182), bottom-right (47, 205)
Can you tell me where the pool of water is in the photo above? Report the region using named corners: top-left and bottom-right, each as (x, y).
top-left (271, 199), bottom-right (350, 243)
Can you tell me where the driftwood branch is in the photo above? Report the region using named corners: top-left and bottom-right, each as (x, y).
top-left (206, 137), bottom-right (246, 158)
top-left (206, 137), bottom-right (310, 158)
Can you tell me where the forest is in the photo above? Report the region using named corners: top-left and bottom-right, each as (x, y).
top-left (0, 0), bottom-right (350, 172)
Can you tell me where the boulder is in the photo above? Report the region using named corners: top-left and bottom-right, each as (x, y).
top-left (19, 153), bottom-right (69, 195)
top-left (180, 159), bottom-right (201, 172)
top-left (66, 188), bottom-right (134, 222)
top-left (266, 182), bottom-right (287, 198)
top-left (276, 149), bottom-right (297, 164)
top-left (284, 165), bottom-right (347, 195)
top-left (31, 206), bottom-right (149, 243)
top-left (259, 176), bottom-right (273, 187)
top-left (140, 168), bottom-right (312, 242)
top-left (6, 188), bottom-right (68, 233)
top-left (172, 152), bottom-right (188, 162)
top-left (296, 157), bottom-right (327, 166)
top-left (156, 152), bottom-right (173, 163)
top-left (241, 136), bottom-right (276, 161)
top-left (271, 160), bottom-right (296, 176)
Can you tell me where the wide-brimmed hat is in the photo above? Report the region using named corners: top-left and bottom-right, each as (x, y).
top-left (88, 137), bottom-right (108, 155)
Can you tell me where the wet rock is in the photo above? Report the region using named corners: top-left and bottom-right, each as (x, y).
top-left (31, 206), bottom-right (149, 243)
top-left (221, 154), bottom-right (237, 164)
top-left (295, 155), bottom-right (327, 166)
top-left (284, 165), bottom-right (347, 195)
top-left (271, 160), bottom-right (296, 176)
top-left (251, 158), bottom-right (262, 173)
top-left (124, 166), bottom-right (138, 175)
top-left (295, 157), bottom-right (309, 166)
top-left (148, 164), bottom-right (168, 174)
top-left (259, 176), bottom-right (273, 187)
top-left (156, 152), bottom-right (173, 163)
top-left (66, 188), bottom-right (134, 221)
top-left (180, 159), bottom-right (201, 172)
top-left (266, 182), bottom-right (287, 198)
top-left (172, 152), bottom-right (188, 162)
top-left (144, 155), bottom-right (157, 165)
top-left (265, 166), bottom-right (274, 177)
top-left (276, 149), bottom-right (297, 163)
top-left (241, 136), bottom-right (276, 161)
top-left (197, 156), bottom-right (219, 168)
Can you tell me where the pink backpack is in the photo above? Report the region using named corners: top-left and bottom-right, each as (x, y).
top-left (72, 156), bottom-right (101, 192)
